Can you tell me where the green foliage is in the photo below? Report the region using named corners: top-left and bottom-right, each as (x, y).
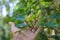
top-left (35, 29), bottom-right (48, 40)
top-left (1, 0), bottom-right (60, 40)
top-left (0, 17), bottom-right (12, 40)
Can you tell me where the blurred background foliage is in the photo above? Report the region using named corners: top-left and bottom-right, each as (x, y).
top-left (0, 0), bottom-right (60, 40)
